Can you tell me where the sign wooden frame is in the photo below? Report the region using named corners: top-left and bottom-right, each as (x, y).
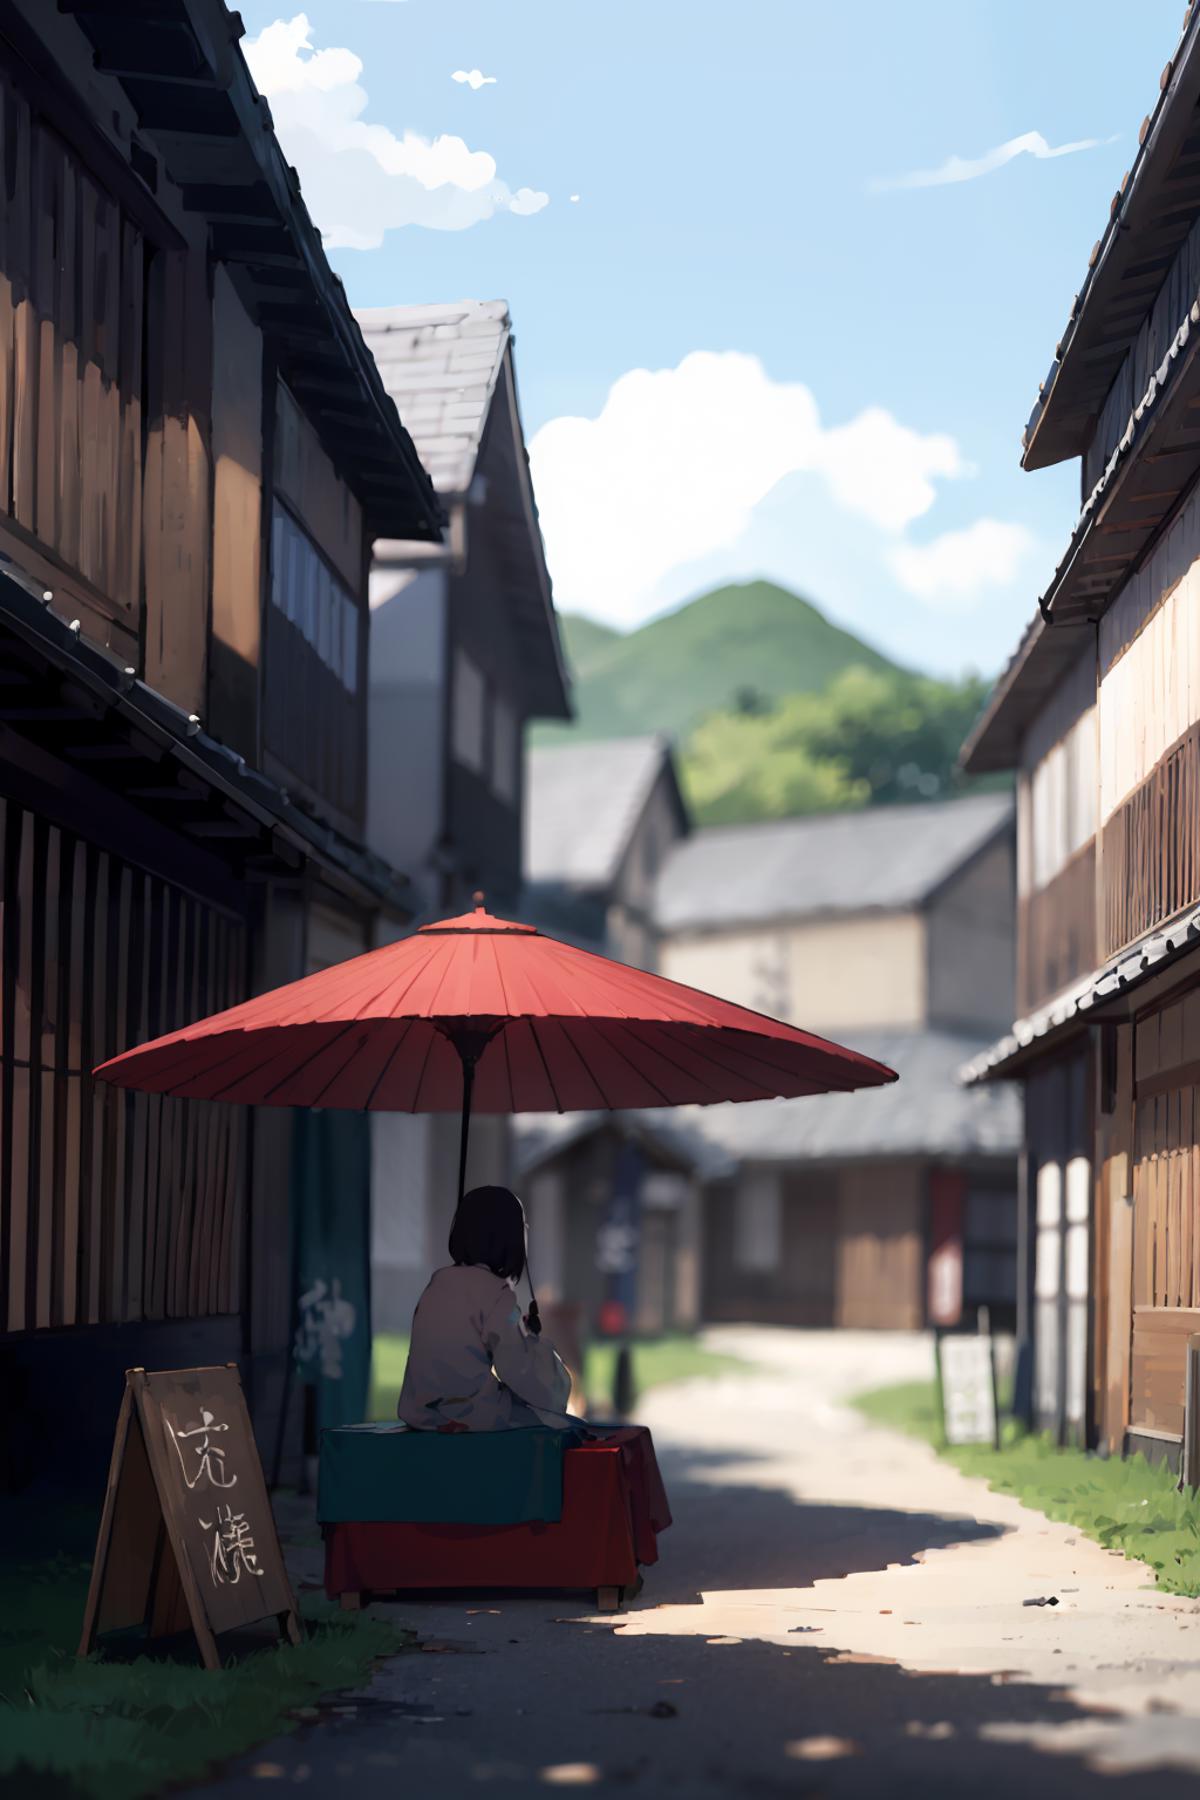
top-left (79, 1364), bottom-right (302, 1671)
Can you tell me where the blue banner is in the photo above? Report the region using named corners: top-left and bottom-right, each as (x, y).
top-left (290, 1108), bottom-right (372, 1429)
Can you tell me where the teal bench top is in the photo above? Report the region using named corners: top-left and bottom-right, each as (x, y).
top-left (317, 1422), bottom-right (585, 1525)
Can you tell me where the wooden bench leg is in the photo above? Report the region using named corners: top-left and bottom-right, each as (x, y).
top-left (596, 1586), bottom-right (620, 1613)
top-left (340, 1591), bottom-right (363, 1612)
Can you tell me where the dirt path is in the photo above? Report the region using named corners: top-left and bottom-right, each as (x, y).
top-left (192, 1328), bottom-right (1200, 1796)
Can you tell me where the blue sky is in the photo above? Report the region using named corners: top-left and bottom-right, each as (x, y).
top-left (241, 0), bottom-right (1183, 677)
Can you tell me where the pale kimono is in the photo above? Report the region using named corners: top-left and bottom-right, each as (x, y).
top-left (398, 1263), bottom-right (573, 1431)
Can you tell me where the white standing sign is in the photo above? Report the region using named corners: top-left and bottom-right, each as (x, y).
top-left (938, 1332), bottom-right (998, 1447)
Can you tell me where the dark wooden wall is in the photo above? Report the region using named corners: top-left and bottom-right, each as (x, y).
top-left (0, 796), bottom-right (246, 1337)
top-left (207, 263), bottom-right (261, 758)
top-left (1127, 994), bottom-right (1200, 1441)
top-left (702, 1171), bottom-right (842, 1327)
top-left (0, 63), bottom-right (146, 653)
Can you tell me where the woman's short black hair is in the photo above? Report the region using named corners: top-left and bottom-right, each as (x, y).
top-left (448, 1186), bottom-right (527, 1283)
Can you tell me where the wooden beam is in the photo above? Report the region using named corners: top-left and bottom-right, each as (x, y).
top-left (123, 785), bottom-right (212, 803)
top-left (64, 744), bottom-right (148, 763)
top-left (180, 184), bottom-right (276, 221)
top-left (94, 65), bottom-right (214, 89)
top-left (59, 1), bottom-right (175, 13)
top-left (185, 819), bottom-right (261, 840)
top-left (0, 705), bottom-right (80, 723)
top-left (0, 0), bottom-right (185, 249)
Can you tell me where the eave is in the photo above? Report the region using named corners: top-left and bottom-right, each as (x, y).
top-left (485, 348), bottom-right (571, 722)
top-left (1023, 1), bottom-right (1200, 471)
top-left (959, 612), bottom-right (1095, 776)
top-left (961, 899), bottom-right (1200, 1084)
top-left (1039, 290), bottom-right (1200, 626)
top-left (0, 566), bottom-right (413, 918)
top-left (41, 0), bottom-right (443, 543)
top-left (371, 344), bottom-right (573, 723)
top-left (964, 246), bottom-right (1200, 777)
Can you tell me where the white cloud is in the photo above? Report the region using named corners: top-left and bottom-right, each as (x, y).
top-left (529, 351), bottom-right (970, 628)
top-left (887, 519), bottom-right (1035, 612)
top-left (244, 16), bottom-right (547, 245)
top-left (818, 407), bottom-right (964, 535)
top-left (452, 69), bottom-right (497, 90)
top-left (872, 129), bottom-right (1110, 192)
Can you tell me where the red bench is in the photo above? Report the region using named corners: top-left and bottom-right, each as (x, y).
top-left (324, 1425), bottom-right (670, 1613)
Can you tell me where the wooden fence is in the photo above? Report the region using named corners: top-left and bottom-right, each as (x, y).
top-left (1019, 840), bottom-right (1097, 1014)
top-left (1103, 724), bottom-right (1200, 961)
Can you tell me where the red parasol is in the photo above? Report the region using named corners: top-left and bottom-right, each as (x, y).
top-left (95, 896), bottom-right (897, 1201)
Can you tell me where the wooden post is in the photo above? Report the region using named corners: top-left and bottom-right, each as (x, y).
top-left (1183, 1335), bottom-right (1200, 1492)
top-left (77, 1382), bottom-right (135, 1659)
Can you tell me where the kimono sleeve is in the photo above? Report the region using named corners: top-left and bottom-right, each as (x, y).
top-left (484, 1290), bottom-right (572, 1415)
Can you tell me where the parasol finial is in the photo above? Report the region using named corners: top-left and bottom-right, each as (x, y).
top-left (473, 890), bottom-right (486, 911)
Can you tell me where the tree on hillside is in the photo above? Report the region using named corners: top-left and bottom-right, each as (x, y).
top-left (682, 701), bottom-right (865, 825)
top-left (679, 666), bottom-right (1001, 826)
top-left (800, 667), bottom-right (995, 806)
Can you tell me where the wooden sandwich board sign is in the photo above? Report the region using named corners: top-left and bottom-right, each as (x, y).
top-left (78, 1364), bottom-right (302, 1671)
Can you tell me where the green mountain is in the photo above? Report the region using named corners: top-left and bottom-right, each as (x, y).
top-left (557, 613), bottom-right (623, 680)
top-left (540, 580), bottom-right (902, 745)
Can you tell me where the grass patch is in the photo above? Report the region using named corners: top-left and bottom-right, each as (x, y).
top-left (368, 1332), bottom-right (410, 1421)
top-left (583, 1334), bottom-right (750, 1409)
top-left (854, 1378), bottom-right (942, 1444)
top-left (369, 1330), bottom-right (750, 1421)
top-left (854, 1378), bottom-right (1200, 1597)
top-left (0, 1496), bottom-right (412, 1800)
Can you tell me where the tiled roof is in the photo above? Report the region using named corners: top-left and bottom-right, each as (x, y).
top-left (692, 1028), bottom-right (1021, 1163)
top-left (354, 301), bottom-right (510, 498)
top-left (514, 1107), bottom-right (733, 1183)
top-left (525, 736), bottom-right (675, 890)
top-left (962, 900), bottom-right (1200, 1084)
top-left (654, 793), bottom-right (1013, 933)
top-left (515, 1027), bottom-right (1020, 1172)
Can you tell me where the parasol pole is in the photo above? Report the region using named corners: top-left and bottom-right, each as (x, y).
top-left (456, 1050), bottom-right (476, 1205)
top-left (450, 1027), bottom-right (540, 1334)
top-left (450, 1012), bottom-right (503, 1205)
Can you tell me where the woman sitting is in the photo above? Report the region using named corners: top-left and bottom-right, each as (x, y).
top-left (397, 1185), bottom-right (574, 1432)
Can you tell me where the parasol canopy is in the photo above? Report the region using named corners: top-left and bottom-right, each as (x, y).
top-left (94, 897), bottom-right (897, 1118)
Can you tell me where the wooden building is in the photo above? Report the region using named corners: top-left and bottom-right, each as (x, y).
top-left (523, 734), bottom-right (689, 972)
top-left (514, 1110), bottom-right (716, 1340)
top-left (355, 300), bottom-right (573, 1340)
top-left (655, 795), bottom-right (1021, 1330)
top-left (962, 1), bottom-right (1200, 1460)
top-left (0, 0), bottom-right (441, 1489)
top-left (511, 794), bottom-right (1021, 1337)
top-left (359, 300), bottom-right (570, 918)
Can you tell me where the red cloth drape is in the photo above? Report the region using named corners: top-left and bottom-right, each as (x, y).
top-left (324, 1427), bottom-right (670, 1598)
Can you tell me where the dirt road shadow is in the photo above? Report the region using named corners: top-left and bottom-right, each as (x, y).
top-left (182, 1460), bottom-right (1184, 1800)
top-left (642, 1446), bottom-right (1004, 1603)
